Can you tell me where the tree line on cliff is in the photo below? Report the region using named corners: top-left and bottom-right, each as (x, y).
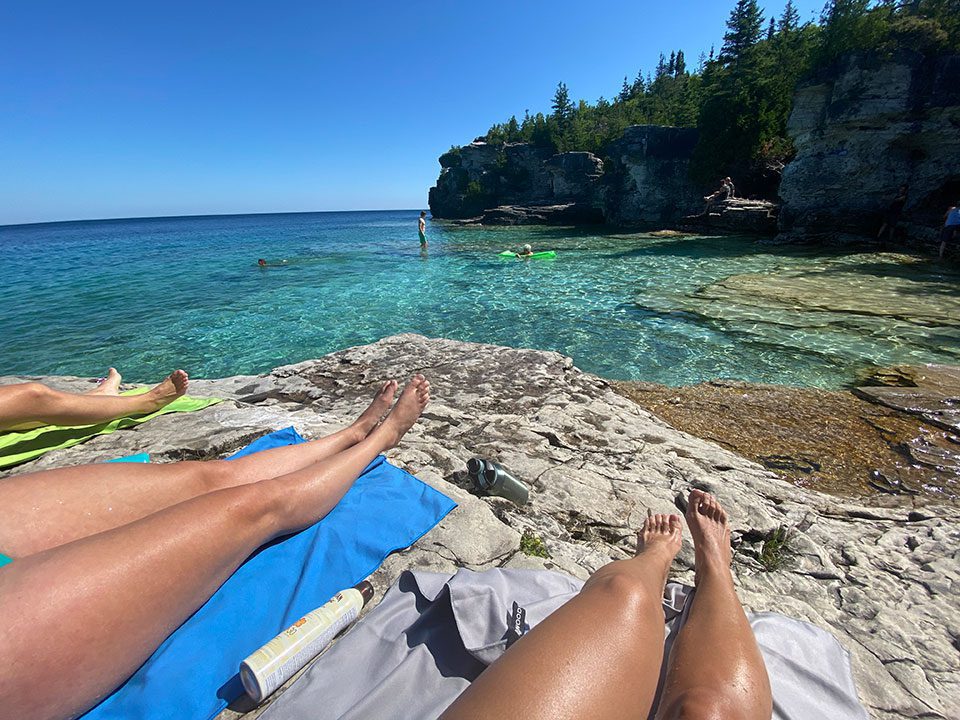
top-left (475, 0), bottom-right (959, 193)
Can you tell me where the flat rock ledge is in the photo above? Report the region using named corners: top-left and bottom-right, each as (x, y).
top-left (3, 335), bottom-right (958, 719)
top-left (452, 202), bottom-right (605, 226)
top-left (680, 198), bottom-right (779, 235)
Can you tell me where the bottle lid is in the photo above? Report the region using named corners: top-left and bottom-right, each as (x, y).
top-left (354, 580), bottom-right (375, 606)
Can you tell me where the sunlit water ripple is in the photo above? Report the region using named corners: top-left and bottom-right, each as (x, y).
top-left (2, 210), bottom-right (958, 388)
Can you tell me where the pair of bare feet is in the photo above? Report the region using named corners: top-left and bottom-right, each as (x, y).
top-left (637, 489), bottom-right (732, 586)
top-left (349, 374), bottom-right (431, 449)
top-left (87, 367), bottom-right (190, 411)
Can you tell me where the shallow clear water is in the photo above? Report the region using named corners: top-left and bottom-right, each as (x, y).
top-left (2, 211), bottom-right (958, 387)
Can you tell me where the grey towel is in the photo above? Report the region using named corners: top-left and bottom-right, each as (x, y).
top-left (259, 568), bottom-right (868, 720)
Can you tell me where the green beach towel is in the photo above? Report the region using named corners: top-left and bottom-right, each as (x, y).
top-left (0, 387), bottom-right (222, 469)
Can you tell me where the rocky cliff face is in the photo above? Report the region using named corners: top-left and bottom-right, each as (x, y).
top-left (602, 125), bottom-right (702, 225)
top-left (779, 51), bottom-right (960, 244)
top-left (428, 126), bottom-right (707, 227)
top-left (4, 335), bottom-right (958, 719)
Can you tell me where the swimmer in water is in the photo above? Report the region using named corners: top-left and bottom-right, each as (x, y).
top-left (418, 211), bottom-right (427, 247)
top-left (516, 244), bottom-right (533, 258)
top-left (258, 259), bottom-right (267, 267)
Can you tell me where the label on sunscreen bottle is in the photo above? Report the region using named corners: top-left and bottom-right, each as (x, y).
top-left (240, 580), bottom-right (374, 703)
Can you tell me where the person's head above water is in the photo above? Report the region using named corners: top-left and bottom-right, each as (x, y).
top-left (420, 211), bottom-right (426, 218)
top-left (258, 259), bottom-right (267, 267)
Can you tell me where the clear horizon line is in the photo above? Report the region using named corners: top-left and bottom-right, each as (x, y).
top-left (0, 207), bottom-right (428, 230)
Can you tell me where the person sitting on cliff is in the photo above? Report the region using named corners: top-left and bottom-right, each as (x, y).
top-left (516, 244), bottom-right (534, 258)
top-left (0, 368), bottom-right (189, 432)
top-left (0, 375), bottom-right (431, 720)
top-left (702, 178), bottom-right (734, 215)
top-left (442, 490), bottom-right (773, 720)
top-left (878, 184), bottom-right (909, 247)
top-left (939, 201), bottom-right (960, 260)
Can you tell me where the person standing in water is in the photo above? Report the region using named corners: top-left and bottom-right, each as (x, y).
top-left (878, 184), bottom-right (908, 247)
top-left (418, 211), bottom-right (427, 247)
top-left (940, 201), bottom-right (960, 260)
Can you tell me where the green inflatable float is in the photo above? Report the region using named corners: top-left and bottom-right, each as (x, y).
top-left (498, 250), bottom-right (557, 259)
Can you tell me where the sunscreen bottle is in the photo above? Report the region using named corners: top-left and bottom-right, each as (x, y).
top-left (240, 580), bottom-right (374, 703)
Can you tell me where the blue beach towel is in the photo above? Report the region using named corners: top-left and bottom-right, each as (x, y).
top-left (81, 427), bottom-right (456, 720)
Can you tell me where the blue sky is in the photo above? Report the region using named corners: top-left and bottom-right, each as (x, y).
top-left (0, 1), bottom-right (825, 225)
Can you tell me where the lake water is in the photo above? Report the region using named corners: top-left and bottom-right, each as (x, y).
top-left (2, 210), bottom-right (958, 387)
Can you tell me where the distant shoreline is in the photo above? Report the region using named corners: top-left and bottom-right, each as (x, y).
top-left (0, 207), bottom-right (423, 230)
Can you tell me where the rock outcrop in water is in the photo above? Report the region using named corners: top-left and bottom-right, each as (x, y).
top-left (778, 51), bottom-right (960, 245)
top-left (429, 126), bottom-right (717, 229)
top-left (3, 335), bottom-right (958, 719)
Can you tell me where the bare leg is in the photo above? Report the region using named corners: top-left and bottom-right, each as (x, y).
top-left (0, 380), bottom-right (400, 556)
top-left (85, 368), bottom-right (122, 396)
top-left (442, 513), bottom-right (683, 720)
top-left (0, 376), bottom-right (430, 720)
top-left (654, 490), bottom-right (772, 720)
top-left (0, 370), bottom-right (189, 431)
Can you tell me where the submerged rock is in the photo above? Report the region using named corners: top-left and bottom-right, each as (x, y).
top-left (612, 376), bottom-right (960, 503)
top-left (2, 335), bottom-right (958, 718)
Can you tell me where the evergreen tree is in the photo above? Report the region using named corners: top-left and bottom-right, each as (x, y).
top-left (668, 51), bottom-right (677, 75)
top-left (655, 53), bottom-right (667, 79)
top-left (721, 0), bottom-right (764, 64)
top-left (619, 76), bottom-right (631, 102)
top-left (779, 0), bottom-right (800, 33)
top-left (551, 82), bottom-right (573, 119)
top-left (675, 49), bottom-right (686, 76)
top-left (631, 70), bottom-right (646, 96)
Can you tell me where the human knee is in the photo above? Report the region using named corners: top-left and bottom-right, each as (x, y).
top-left (194, 460), bottom-right (236, 492)
top-left (585, 563), bottom-right (660, 615)
top-left (658, 687), bottom-right (731, 720)
top-left (18, 382), bottom-right (54, 404)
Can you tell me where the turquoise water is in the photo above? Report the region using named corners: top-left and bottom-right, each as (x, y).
top-left (2, 210), bottom-right (958, 387)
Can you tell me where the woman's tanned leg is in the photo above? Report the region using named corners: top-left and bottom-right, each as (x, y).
top-left (442, 513), bottom-right (683, 720)
top-left (0, 370), bottom-right (189, 431)
top-left (0, 380), bottom-right (401, 557)
top-left (0, 376), bottom-right (430, 720)
top-left (654, 490), bottom-right (772, 720)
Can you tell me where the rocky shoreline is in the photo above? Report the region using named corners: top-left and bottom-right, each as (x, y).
top-left (430, 52), bottom-right (960, 249)
top-left (3, 335), bottom-right (958, 718)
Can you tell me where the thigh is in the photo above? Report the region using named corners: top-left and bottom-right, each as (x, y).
top-left (0, 460), bottom-right (219, 556)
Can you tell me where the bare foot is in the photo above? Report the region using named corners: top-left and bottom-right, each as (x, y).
top-left (685, 489), bottom-right (732, 583)
top-left (375, 374), bottom-right (430, 449)
top-left (636, 512), bottom-right (683, 563)
top-left (352, 380), bottom-right (398, 438)
top-left (143, 369), bottom-right (189, 410)
top-left (87, 368), bottom-right (122, 396)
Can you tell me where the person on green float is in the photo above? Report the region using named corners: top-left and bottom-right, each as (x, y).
top-left (418, 211), bottom-right (427, 247)
top-left (516, 244), bottom-right (534, 258)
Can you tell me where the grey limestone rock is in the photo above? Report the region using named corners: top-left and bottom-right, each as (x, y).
top-left (3, 335), bottom-right (958, 719)
top-left (779, 51), bottom-right (960, 246)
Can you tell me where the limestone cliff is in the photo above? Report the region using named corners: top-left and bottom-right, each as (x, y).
top-left (428, 126), bottom-right (706, 227)
top-left (778, 51), bottom-right (960, 244)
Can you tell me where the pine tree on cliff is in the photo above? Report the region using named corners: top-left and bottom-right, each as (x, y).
top-left (551, 82), bottom-right (573, 119)
top-left (779, 0), bottom-right (800, 33)
top-left (721, 0), bottom-right (764, 65)
top-left (619, 76), bottom-right (631, 102)
top-left (817, 0), bottom-right (885, 66)
top-left (675, 50), bottom-right (686, 77)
